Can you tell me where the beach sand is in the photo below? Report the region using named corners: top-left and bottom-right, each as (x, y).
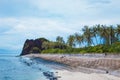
top-left (56, 70), bottom-right (120, 80)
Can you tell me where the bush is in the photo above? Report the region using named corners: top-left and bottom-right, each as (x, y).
top-left (30, 47), bottom-right (41, 53)
top-left (41, 42), bottom-right (120, 54)
top-left (42, 48), bottom-right (65, 53)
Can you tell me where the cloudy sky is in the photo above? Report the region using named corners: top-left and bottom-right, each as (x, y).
top-left (0, 0), bottom-right (120, 53)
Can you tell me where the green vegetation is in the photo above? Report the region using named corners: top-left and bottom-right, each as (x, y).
top-left (42, 42), bottom-right (120, 54)
top-left (30, 47), bottom-right (41, 53)
top-left (42, 41), bottom-right (67, 50)
top-left (41, 24), bottom-right (120, 54)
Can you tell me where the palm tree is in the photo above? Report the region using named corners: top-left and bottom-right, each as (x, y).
top-left (56, 36), bottom-right (65, 44)
top-left (109, 25), bottom-right (117, 45)
top-left (67, 35), bottom-right (75, 47)
top-left (116, 24), bottom-right (120, 41)
top-left (98, 25), bottom-right (117, 45)
top-left (91, 25), bottom-right (99, 45)
top-left (98, 25), bottom-right (109, 45)
top-left (95, 24), bottom-right (102, 45)
top-left (82, 26), bottom-right (93, 46)
top-left (74, 33), bottom-right (84, 47)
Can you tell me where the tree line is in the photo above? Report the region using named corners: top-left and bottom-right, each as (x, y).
top-left (57, 24), bottom-right (120, 48)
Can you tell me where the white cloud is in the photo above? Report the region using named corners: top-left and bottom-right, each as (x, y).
top-left (2, 18), bottom-right (78, 37)
top-left (0, 17), bottom-right (81, 51)
top-left (28, 0), bottom-right (120, 24)
top-left (30, 0), bottom-right (88, 17)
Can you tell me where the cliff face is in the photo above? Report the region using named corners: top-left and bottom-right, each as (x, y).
top-left (20, 38), bottom-right (48, 55)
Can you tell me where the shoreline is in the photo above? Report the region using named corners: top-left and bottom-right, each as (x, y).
top-left (23, 54), bottom-right (120, 80)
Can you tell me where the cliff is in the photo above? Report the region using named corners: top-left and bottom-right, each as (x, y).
top-left (20, 38), bottom-right (49, 55)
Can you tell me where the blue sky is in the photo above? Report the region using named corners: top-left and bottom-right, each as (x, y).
top-left (0, 0), bottom-right (120, 53)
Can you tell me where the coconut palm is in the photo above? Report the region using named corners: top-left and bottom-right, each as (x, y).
top-left (67, 35), bottom-right (75, 47)
top-left (98, 25), bottom-right (109, 45)
top-left (116, 24), bottom-right (120, 41)
top-left (91, 25), bottom-right (99, 45)
top-left (56, 36), bottom-right (65, 44)
top-left (109, 26), bottom-right (117, 45)
top-left (82, 26), bottom-right (94, 46)
top-left (98, 25), bottom-right (117, 45)
top-left (74, 33), bottom-right (84, 47)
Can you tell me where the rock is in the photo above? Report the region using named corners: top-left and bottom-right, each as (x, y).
top-left (43, 71), bottom-right (60, 80)
top-left (20, 38), bottom-right (49, 56)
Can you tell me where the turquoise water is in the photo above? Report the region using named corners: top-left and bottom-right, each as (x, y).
top-left (0, 54), bottom-right (51, 80)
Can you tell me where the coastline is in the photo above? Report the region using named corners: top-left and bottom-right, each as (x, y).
top-left (23, 54), bottom-right (120, 80)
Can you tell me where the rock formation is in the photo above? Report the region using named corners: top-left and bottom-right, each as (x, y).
top-left (20, 38), bottom-right (49, 55)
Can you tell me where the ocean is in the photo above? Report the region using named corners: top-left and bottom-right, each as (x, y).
top-left (0, 54), bottom-right (52, 80)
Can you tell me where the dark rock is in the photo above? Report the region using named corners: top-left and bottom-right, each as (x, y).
top-left (20, 38), bottom-right (49, 56)
top-left (43, 71), bottom-right (61, 80)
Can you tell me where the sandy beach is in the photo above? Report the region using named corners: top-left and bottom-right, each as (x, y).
top-left (57, 70), bottom-right (120, 80)
top-left (24, 54), bottom-right (120, 80)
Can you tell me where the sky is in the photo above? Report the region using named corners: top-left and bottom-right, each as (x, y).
top-left (0, 0), bottom-right (120, 53)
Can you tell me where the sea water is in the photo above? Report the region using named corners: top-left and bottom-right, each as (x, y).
top-left (0, 54), bottom-right (50, 80)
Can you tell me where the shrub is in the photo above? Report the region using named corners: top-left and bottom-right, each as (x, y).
top-left (30, 47), bottom-right (41, 53)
